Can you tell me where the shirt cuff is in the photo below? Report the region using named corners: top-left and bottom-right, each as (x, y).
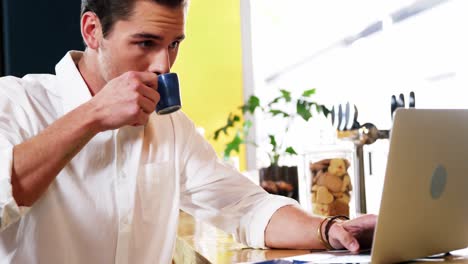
top-left (0, 146), bottom-right (30, 231)
top-left (239, 194), bottom-right (299, 248)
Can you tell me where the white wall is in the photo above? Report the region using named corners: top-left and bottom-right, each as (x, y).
top-left (245, 0), bottom-right (468, 213)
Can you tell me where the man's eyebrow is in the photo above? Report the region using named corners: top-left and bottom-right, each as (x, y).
top-left (130, 33), bottom-right (186, 41)
top-left (175, 34), bottom-right (186, 41)
top-left (131, 33), bottom-right (164, 40)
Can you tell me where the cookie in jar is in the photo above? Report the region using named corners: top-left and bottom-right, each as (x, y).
top-left (310, 158), bottom-right (352, 217)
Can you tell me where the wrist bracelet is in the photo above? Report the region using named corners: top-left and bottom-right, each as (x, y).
top-left (317, 215), bottom-right (350, 250)
top-left (324, 215), bottom-right (350, 248)
top-left (317, 217), bottom-right (334, 250)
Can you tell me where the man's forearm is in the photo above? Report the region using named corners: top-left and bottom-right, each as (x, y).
top-left (265, 205), bottom-right (325, 249)
top-left (265, 205), bottom-right (371, 252)
top-left (11, 102), bottom-right (100, 206)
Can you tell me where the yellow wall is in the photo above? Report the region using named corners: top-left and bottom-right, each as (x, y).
top-left (172, 1), bottom-right (246, 170)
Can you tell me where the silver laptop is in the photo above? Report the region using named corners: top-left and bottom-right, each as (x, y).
top-left (371, 108), bottom-right (468, 263)
top-left (282, 109), bottom-right (468, 264)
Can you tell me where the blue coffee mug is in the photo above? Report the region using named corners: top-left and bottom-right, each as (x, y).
top-left (156, 73), bottom-right (182, 115)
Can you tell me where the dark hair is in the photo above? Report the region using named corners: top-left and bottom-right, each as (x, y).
top-left (81, 0), bottom-right (186, 38)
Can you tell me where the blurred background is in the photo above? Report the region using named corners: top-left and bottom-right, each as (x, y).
top-left (1, 0), bottom-right (467, 214)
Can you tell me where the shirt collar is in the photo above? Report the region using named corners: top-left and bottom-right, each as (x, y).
top-left (55, 51), bottom-right (93, 115)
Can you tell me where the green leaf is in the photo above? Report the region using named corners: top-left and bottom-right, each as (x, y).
top-left (280, 89), bottom-right (292, 102)
top-left (241, 95), bottom-right (260, 114)
top-left (213, 129), bottom-right (221, 140)
top-left (302, 88), bottom-right (316, 97)
top-left (296, 100), bottom-right (312, 121)
top-left (224, 132), bottom-right (243, 158)
top-left (314, 103), bottom-right (322, 114)
top-left (267, 96), bottom-right (282, 107)
top-left (268, 135), bottom-right (277, 149)
top-left (213, 113), bottom-right (241, 140)
top-left (243, 120), bottom-right (252, 131)
top-left (225, 113), bottom-right (240, 128)
top-left (313, 104), bottom-right (331, 117)
top-left (285, 146), bottom-right (297, 155)
top-left (321, 105), bottom-right (331, 117)
top-left (269, 109), bottom-right (289, 117)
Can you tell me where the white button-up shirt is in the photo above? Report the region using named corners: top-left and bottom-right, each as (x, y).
top-left (0, 51), bottom-right (297, 264)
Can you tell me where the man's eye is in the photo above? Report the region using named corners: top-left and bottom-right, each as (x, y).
top-left (138, 41), bottom-right (154, 48)
top-left (169, 41), bottom-right (180, 49)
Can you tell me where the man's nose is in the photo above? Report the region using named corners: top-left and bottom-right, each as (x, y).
top-left (150, 49), bottom-right (171, 75)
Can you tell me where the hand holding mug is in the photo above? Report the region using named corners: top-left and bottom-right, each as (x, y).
top-left (89, 71), bottom-right (159, 131)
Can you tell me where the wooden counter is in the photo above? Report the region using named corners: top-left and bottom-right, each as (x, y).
top-left (174, 211), bottom-right (468, 264)
top-left (174, 211), bottom-right (309, 263)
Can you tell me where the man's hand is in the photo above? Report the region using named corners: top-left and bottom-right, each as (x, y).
top-left (88, 71), bottom-right (159, 131)
top-left (327, 214), bottom-right (377, 252)
top-left (11, 71), bottom-right (159, 207)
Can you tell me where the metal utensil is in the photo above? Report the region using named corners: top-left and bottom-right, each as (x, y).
top-left (352, 104), bottom-right (359, 129)
top-left (398, 93), bottom-right (405, 108)
top-left (342, 102), bottom-right (350, 131)
top-left (330, 105), bottom-right (335, 126)
top-left (337, 104), bottom-right (343, 131)
top-left (409, 91), bottom-right (415, 108)
top-left (391, 95), bottom-right (397, 120)
top-left (346, 103), bottom-right (355, 130)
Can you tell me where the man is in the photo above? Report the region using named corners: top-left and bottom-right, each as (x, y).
top-left (0, 0), bottom-right (376, 263)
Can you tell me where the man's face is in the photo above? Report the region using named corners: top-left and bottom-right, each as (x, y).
top-left (96, 0), bottom-right (186, 82)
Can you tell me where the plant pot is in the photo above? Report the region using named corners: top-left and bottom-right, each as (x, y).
top-left (259, 165), bottom-right (299, 201)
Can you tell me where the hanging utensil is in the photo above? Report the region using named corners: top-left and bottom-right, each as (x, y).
top-left (398, 93), bottom-right (405, 109)
top-left (409, 91), bottom-right (415, 108)
top-left (341, 102), bottom-right (350, 131)
top-left (346, 102), bottom-right (355, 131)
top-left (330, 105), bottom-right (335, 126)
top-left (391, 95), bottom-right (397, 120)
top-left (352, 104), bottom-right (359, 129)
top-left (337, 104), bottom-right (343, 131)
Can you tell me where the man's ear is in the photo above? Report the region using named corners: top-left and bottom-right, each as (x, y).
top-left (80, 11), bottom-right (103, 49)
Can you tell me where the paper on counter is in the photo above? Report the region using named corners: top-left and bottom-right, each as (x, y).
top-left (283, 249), bottom-right (371, 263)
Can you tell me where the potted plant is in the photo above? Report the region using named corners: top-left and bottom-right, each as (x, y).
top-left (213, 88), bottom-right (329, 201)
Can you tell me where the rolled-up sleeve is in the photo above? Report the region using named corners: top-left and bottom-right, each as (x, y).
top-left (235, 193), bottom-right (298, 248)
top-left (0, 146), bottom-right (30, 231)
top-left (176, 113), bottom-right (298, 248)
top-left (0, 80), bottom-right (33, 231)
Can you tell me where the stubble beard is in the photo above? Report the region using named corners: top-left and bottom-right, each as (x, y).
top-left (97, 40), bottom-right (120, 87)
